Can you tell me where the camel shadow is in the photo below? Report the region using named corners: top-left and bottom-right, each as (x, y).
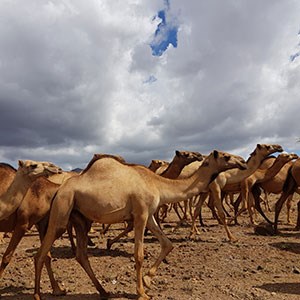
top-left (0, 291), bottom-right (136, 299)
top-left (25, 246), bottom-right (132, 259)
top-left (255, 282), bottom-right (300, 295)
top-left (269, 242), bottom-right (300, 255)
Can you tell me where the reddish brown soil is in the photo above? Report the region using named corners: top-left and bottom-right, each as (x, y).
top-left (1, 195), bottom-right (300, 300)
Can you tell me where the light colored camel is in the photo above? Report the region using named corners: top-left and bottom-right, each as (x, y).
top-left (189, 144), bottom-right (283, 241)
top-left (33, 150), bottom-right (247, 300)
top-left (106, 150), bottom-right (204, 249)
top-left (0, 160), bottom-right (62, 221)
top-left (148, 159), bottom-right (169, 173)
top-left (235, 153), bottom-right (298, 224)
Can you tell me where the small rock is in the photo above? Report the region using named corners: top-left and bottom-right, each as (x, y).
top-left (293, 267), bottom-right (300, 274)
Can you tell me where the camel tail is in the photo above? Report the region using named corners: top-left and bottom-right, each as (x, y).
top-left (282, 169), bottom-right (297, 194)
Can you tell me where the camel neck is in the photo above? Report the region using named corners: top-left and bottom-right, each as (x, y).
top-left (158, 164), bottom-right (216, 205)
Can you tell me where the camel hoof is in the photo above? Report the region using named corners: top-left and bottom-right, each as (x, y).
top-left (143, 275), bottom-right (152, 288)
top-left (52, 288), bottom-right (67, 296)
top-left (106, 239), bottom-right (112, 250)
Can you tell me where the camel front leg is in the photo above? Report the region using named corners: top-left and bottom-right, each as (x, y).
top-left (34, 192), bottom-right (74, 300)
top-left (133, 215), bottom-right (149, 300)
top-left (211, 186), bottom-right (237, 242)
top-left (0, 224), bottom-right (27, 277)
top-left (189, 193), bottom-right (207, 239)
top-left (143, 215), bottom-right (173, 289)
top-left (36, 218), bottom-right (66, 296)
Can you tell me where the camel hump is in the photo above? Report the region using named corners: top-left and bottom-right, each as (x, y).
top-left (81, 153), bottom-right (126, 175)
top-left (0, 162), bottom-right (17, 172)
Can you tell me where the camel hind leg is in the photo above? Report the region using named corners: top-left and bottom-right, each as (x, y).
top-left (70, 210), bottom-right (109, 298)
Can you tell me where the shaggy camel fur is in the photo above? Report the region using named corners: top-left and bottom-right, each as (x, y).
top-left (0, 160), bottom-right (62, 221)
top-left (33, 150), bottom-right (247, 300)
top-left (235, 153), bottom-right (298, 224)
top-left (189, 144), bottom-right (283, 241)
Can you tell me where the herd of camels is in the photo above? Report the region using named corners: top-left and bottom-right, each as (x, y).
top-left (0, 143), bottom-right (300, 300)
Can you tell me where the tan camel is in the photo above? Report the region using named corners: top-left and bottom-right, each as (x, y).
top-left (106, 150), bottom-right (204, 249)
top-left (0, 163), bottom-right (17, 196)
top-left (148, 159), bottom-right (169, 173)
top-left (0, 163), bottom-right (17, 241)
top-left (0, 160), bottom-right (62, 221)
top-left (235, 153), bottom-right (298, 224)
top-left (189, 144), bottom-right (283, 241)
top-left (0, 169), bottom-right (79, 296)
top-left (33, 150), bottom-right (247, 300)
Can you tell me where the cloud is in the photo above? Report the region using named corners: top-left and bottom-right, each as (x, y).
top-left (0, 0), bottom-right (300, 170)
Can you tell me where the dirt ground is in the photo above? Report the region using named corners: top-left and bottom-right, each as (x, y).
top-left (1, 195), bottom-right (300, 300)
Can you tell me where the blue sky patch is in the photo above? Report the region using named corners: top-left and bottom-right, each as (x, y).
top-left (150, 0), bottom-right (178, 56)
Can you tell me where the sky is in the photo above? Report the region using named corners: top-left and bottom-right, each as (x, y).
top-left (0, 0), bottom-right (300, 170)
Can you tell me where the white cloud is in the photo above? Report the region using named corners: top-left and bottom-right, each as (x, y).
top-left (0, 0), bottom-right (300, 169)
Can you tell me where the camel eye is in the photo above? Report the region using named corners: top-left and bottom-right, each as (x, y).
top-left (225, 156), bottom-right (230, 161)
top-left (31, 164), bottom-right (38, 169)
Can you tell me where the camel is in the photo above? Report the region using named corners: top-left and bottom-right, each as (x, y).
top-left (0, 163), bottom-right (17, 241)
top-left (106, 150), bottom-right (204, 249)
top-left (234, 153), bottom-right (298, 224)
top-left (33, 150), bottom-right (247, 300)
top-left (148, 159), bottom-right (169, 173)
top-left (0, 169), bottom-right (79, 295)
top-left (248, 158), bottom-right (297, 228)
top-left (189, 144), bottom-right (283, 241)
top-left (0, 160), bottom-right (62, 221)
top-left (0, 163), bottom-right (17, 196)
top-left (272, 157), bottom-right (300, 233)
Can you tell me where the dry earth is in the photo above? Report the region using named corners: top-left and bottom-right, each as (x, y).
top-left (1, 194), bottom-right (300, 300)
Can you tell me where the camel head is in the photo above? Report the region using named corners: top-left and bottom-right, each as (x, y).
top-left (18, 160), bottom-right (62, 178)
top-left (148, 159), bottom-right (169, 171)
top-left (276, 152), bottom-right (298, 163)
top-left (175, 150), bottom-right (203, 163)
top-left (203, 150), bottom-right (247, 172)
top-left (253, 144), bottom-right (283, 157)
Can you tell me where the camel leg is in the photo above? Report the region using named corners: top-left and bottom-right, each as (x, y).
top-left (106, 221), bottom-right (134, 250)
top-left (189, 193), bottom-right (208, 239)
top-left (70, 211), bottom-right (109, 299)
top-left (207, 194), bottom-right (221, 223)
top-left (143, 215), bottom-right (173, 289)
top-left (210, 185), bottom-right (236, 242)
top-left (0, 224), bottom-right (27, 277)
top-left (286, 194), bottom-right (293, 224)
top-left (296, 201), bottom-right (300, 230)
top-left (252, 186), bottom-right (273, 224)
top-left (36, 219), bottom-right (66, 296)
top-left (34, 191), bottom-right (75, 300)
top-left (133, 214), bottom-right (149, 300)
top-left (274, 192), bottom-right (292, 233)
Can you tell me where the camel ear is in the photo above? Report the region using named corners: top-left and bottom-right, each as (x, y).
top-left (18, 160), bottom-right (25, 167)
top-left (213, 150), bottom-right (219, 158)
top-left (257, 144), bottom-right (262, 149)
top-left (175, 150), bottom-right (181, 156)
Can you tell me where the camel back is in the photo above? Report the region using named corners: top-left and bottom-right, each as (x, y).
top-left (0, 163), bottom-right (17, 172)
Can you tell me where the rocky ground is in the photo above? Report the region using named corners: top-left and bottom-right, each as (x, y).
top-left (1, 195), bottom-right (300, 300)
